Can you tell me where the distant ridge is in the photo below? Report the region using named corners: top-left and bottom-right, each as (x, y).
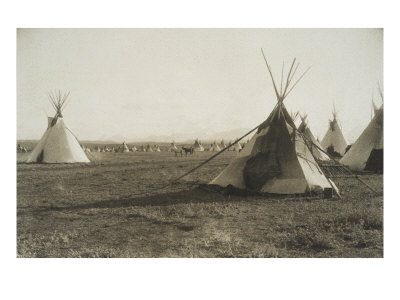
top-left (18, 127), bottom-right (253, 144)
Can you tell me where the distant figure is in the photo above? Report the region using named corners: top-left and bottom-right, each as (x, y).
top-left (170, 146), bottom-right (183, 157)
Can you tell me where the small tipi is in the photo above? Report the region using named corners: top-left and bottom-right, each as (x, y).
top-left (169, 142), bottom-right (178, 152)
top-left (211, 53), bottom-right (335, 195)
top-left (321, 108), bottom-right (347, 156)
top-left (233, 140), bottom-right (242, 152)
top-left (298, 114), bottom-right (330, 161)
top-left (193, 139), bottom-right (204, 151)
top-left (209, 141), bottom-right (221, 152)
top-left (340, 99), bottom-right (383, 172)
top-left (220, 139), bottom-right (227, 149)
top-left (119, 141), bottom-right (130, 152)
top-left (26, 91), bottom-right (90, 163)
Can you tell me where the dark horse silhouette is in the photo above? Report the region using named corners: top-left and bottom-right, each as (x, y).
top-left (182, 147), bottom-right (194, 156)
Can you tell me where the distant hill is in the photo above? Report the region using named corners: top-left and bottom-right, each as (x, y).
top-left (17, 127), bottom-right (254, 145)
top-left (121, 127), bottom-right (253, 144)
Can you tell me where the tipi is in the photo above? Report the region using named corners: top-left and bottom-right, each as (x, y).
top-left (209, 141), bottom-right (221, 152)
top-left (26, 91), bottom-right (90, 163)
top-left (298, 114), bottom-right (330, 161)
top-left (340, 100), bottom-right (383, 172)
top-left (233, 140), bottom-right (242, 152)
top-left (119, 141), bottom-right (130, 152)
top-left (169, 142), bottom-right (178, 152)
top-left (193, 139), bottom-right (204, 151)
top-left (146, 144), bottom-right (153, 152)
top-left (220, 139), bottom-right (227, 149)
top-left (210, 53), bottom-right (336, 195)
top-left (321, 108), bottom-right (347, 156)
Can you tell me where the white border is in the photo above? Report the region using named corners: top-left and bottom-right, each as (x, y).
top-left (2, 1), bottom-right (399, 299)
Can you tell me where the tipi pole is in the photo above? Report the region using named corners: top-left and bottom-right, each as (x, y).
top-left (172, 124), bottom-right (261, 182)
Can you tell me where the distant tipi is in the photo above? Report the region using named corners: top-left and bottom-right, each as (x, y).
top-left (169, 142), bottom-right (178, 152)
top-left (211, 53), bottom-right (336, 195)
top-left (119, 141), bottom-right (130, 152)
top-left (193, 139), bottom-right (204, 151)
top-left (209, 141), bottom-right (221, 152)
top-left (26, 91), bottom-right (90, 163)
top-left (298, 114), bottom-right (330, 161)
top-left (341, 99), bottom-right (383, 172)
top-left (321, 108), bottom-right (347, 156)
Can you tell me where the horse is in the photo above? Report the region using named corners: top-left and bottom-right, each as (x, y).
top-left (171, 147), bottom-right (183, 157)
top-left (182, 147), bottom-right (194, 156)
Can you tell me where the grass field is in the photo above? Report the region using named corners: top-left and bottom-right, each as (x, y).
top-left (17, 151), bottom-right (383, 258)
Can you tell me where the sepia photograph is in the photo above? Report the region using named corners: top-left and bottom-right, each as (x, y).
top-left (16, 28), bottom-right (383, 258)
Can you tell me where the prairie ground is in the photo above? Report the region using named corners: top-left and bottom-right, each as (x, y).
top-left (17, 151), bottom-right (383, 258)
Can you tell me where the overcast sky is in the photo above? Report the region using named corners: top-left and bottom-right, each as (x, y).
top-left (17, 28), bottom-right (383, 143)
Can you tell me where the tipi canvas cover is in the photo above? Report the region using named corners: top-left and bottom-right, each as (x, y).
top-left (340, 105), bottom-right (383, 171)
top-left (211, 104), bottom-right (333, 194)
top-left (321, 111), bottom-right (347, 156)
top-left (26, 92), bottom-right (90, 163)
top-left (210, 53), bottom-right (334, 195)
top-left (298, 115), bottom-right (330, 161)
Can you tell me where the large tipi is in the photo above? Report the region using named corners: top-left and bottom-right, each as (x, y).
top-left (340, 100), bottom-right (383, 172)
top-left (210, 53), bottom-right (336, 195)
top-left (298, 114), bottom-right (330, 161)
top-left (26, 91), bottom-right (90, 163)
top-left (321, 109), bottom-right (347, 156)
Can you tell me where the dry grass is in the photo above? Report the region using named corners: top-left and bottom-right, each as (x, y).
top-left (17, 151), bottom-right (383, 258)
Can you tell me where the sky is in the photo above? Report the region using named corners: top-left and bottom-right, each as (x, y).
top-left (17, 29), bottom-right (383, 143)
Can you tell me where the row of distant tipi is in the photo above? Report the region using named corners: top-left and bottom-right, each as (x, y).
top-left (190, 139), bottom-right (243, 152)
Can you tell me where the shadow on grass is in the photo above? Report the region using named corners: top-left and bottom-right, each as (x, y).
top-left (19, 183), bottom-right (330, 217)
top-left (19, 186), bottom-right (238, 215)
